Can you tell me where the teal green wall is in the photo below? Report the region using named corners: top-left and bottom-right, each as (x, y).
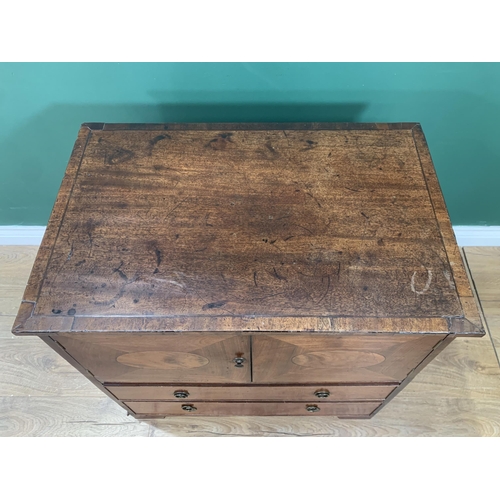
top-left (1, 63), bottom-right (499, 225)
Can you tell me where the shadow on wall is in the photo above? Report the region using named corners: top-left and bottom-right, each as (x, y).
top-left (0, 101), bottom-right (367, 225)
top-left (1, 91), bottom-right (499, 225)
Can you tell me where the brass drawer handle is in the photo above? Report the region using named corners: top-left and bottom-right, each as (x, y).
top-left (306, 405), bottom-right (320, 413)
top-left (174, 390), bottom-right (189, 399)
top-left (314, 389), bottom-right (330, 399)
top-left (181, 404), bottom-right (197, 412)
top-left (233, 357), bottom-right (246, 368)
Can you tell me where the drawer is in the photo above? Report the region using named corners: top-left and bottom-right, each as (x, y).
top-left (125, 401), bottom-right (383, 417)
top-left (252, 334), bottom-right (446, 383)
top-left (107, 384), bottom-right (397, 401)
top-left (54, 334), bottom-right (250, 383)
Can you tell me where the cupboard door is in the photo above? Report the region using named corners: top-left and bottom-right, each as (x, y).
top-left (252, 334), bottom-right (445, 384)
top-left (54, 333), bottom-right (250, 384)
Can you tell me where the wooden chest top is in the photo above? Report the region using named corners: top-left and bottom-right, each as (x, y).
top-left (13, 123), bottom-right (483, 336)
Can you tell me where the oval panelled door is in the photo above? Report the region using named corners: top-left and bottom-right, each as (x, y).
top-left (291, 350), bottom-right (386, 369)
top-left (116, 351), bottom-right (210, 370)
top-left (251, 334), bottom-right (445, 384)
top-left (54, 334), bottom-right (251, 384)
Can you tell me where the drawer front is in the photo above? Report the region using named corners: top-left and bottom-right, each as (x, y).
top-left (107, 384), bottom-right (396, 401)
top-left (126, 401), bottom-right (382, 417)
top-left (54, 334), bottom-right (250, 383)
top-left (252, 334), bottom-right (446, 384)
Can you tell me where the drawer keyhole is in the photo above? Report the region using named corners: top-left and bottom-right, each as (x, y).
top-left (306, 405), bottom-right (321, 413)
top-left (233, 356), bottom-right (246, 368)
top-left (174, 390), bottom-right (189, 399)
top-left (314, 389), bottom-right (330, 399)
top-left (181, 404), bottom-right (197, 412)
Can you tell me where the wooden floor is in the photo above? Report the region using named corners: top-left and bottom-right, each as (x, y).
top-left (1, 246), bottom-right (499, 437)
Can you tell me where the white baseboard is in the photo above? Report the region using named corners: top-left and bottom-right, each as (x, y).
top-left (0, 226), bottom-right (46, 245)
top-left (0, 225), bottom-right (499, 246)
top-left (452, 226), bottom-right (500, 246)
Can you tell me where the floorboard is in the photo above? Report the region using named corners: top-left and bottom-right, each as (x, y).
top-left (465, 246), bottom-right (500, 358)
top-left (1, 245), bottom-right (499, 436)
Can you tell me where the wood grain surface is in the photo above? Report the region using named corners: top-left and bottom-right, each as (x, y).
top-left (252, 334), bottom-right (445, 383)
top-left (464, 247), bottom-right (500, 302)
top-left (1, 245), bottom-right (499, 436)
top-left (0, 246), bottom-right (38, 317)
top-left (126, 400), bottom-right (382, 417)
top-left (0, 337), bottom-right (100, 397)
top-left (465, 247), bottom-right (500, 352)
top-left (481, 305), bottom-right (500, 351)
top-left (0, 397), bottom-right (150, 437)
top-left (0, 315), bottom-right (17, 339)
top-left (54, 333), bottom-right (251, 383)
top-left (106, 384), bottom-right (396, 402)
top-left (12, 124), bottom-right (481, 335)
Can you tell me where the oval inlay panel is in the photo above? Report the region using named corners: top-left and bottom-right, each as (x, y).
top-left (291, 350), bottom-right (385, 369)
top-left (117, 351), bottom-right (209, 370)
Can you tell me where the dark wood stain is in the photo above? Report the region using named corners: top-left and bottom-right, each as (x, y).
top-left (107, 148), bottom-right (134, 165)
top-left (11, 123), bottom-right (485, 419)
top-left (12, 124), bottom-right (484, 333)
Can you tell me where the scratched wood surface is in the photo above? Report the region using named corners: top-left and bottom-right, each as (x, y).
top-left (1, 245), bottom-right (499, 436)
top-left (12, 123), bottom-right (481, 335)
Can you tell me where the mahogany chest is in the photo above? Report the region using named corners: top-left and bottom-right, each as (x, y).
top-left (12, 122), bottom-right (484, 419)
